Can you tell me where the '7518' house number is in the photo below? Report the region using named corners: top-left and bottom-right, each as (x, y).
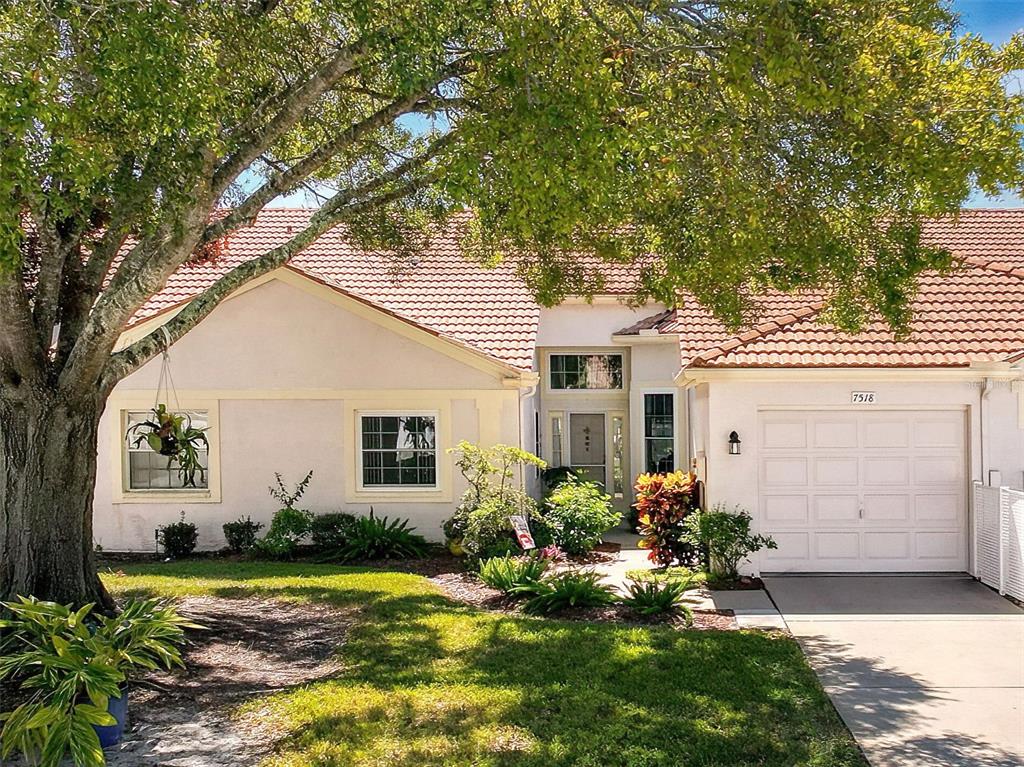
top-left (850, 391), bottom-right (877, 404)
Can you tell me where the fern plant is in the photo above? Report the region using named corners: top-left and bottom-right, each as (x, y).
top-left (621, 578), bottom-right (693, 622)
top-left (516, 571), bottom-right (617, 616)
top-left (125, 404), bottom-right (209, 487)
top-left (477, 554), bottom-right (548, 594)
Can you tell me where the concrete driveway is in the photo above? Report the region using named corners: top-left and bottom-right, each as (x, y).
top-left (764, 576), bottom-right (1024, 767)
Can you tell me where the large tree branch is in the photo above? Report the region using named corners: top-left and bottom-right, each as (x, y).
top-left (102, 155), bottom-right (447, 388)
top-left (27, 208), bottom-right (68, 352)
top-left (211, 41), bottom-right (368, 198)
top-left (56, 158), bottom-right (219, 396)
top-left (201, 87), bottom-right (432, 246)
top-left (0, 269), bottom-right (44, 384)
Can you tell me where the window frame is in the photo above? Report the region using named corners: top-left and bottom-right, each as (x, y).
top-left (124, 409), bottom-right (211, 492)
top-left (355, 410), bottom-right (440, 492)
top-left (642, 390), bottom-right (677, 475)
top-left (112, 398), bottom-right (221, 504)
top-left (548, 352), bottom-right (624, 391)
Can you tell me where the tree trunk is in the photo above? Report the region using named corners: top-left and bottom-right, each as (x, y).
top-left (0, 388), bottom-right (115, 610)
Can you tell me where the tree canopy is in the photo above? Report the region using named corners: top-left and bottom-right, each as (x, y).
top-left (1, 0), bottom-right (1023, 394)
top-left (2, 0), bottom-right (1024, 608)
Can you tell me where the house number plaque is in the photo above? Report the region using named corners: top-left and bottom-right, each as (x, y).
top-left (850, 391), bottom-right (877, 404)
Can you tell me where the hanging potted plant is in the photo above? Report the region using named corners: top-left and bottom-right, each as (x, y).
top-left (126, 403), bottom-right (209, 487)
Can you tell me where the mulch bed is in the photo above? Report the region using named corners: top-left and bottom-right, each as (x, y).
top-left (429, 570), bottom-right (738, 631)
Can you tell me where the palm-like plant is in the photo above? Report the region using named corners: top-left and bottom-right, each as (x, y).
top-left (621, 578), bottom-right (694, 623)
top-left (328, 512), bottom-right (429, 562)
top-left (0, 597), bottom-right (201, 767)
top-left (516, 572), bottom-right (617, 616)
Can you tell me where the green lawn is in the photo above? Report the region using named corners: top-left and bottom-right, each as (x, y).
top-left (105, 562), bottom-right (865, 767)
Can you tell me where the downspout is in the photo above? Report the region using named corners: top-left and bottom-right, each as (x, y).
top-left (980, 377), bottom-right (993, 486)
top-left (518, 378), bottom-right (540, 495)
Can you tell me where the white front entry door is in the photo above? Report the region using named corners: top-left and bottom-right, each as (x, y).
top-left (758, 410), bottom-right (967, 572)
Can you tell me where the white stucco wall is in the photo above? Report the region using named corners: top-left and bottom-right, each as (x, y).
top-left (686, 371), bottom-right (1024, 573)
top-left (94, 275), bottom-right (523, 551)
top-left (536, 301), bottom-right (666, 347)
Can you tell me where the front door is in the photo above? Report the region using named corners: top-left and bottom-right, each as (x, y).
top-left (569, 413), bottom-right (607, 487)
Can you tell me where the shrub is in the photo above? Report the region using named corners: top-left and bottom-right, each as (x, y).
top-left (622, 578), bottom-right (693, 622)
top-left (257, 506), bottom-right (314, 560)
top-left (444, 442), bottom-right (547, 558)
top-left (517, 571), bottom-right (617, 615)
top-left (540, 465), bottom-right (581, 491)
top-left (256, 470), bottom-right (315, 560)
top-left (543, 477), bottom-right (621, 555)
top-left (330, 512), bottom-right (429, 562)
top-left (0, 596), bottom-right (199, 767)
top-left (222, 516), bottom-right (263, 553)
top-left (682, 504), bottom-right (778, 579)
top-left (157, 512), bottom-right (198, 558)
top-left (310, 512), bottom-right (357, 551)
top-left (477, 554), bottom-right (549, 594)
top-left (634, 471), bottom-right (699, 566)
top-left (462, 492), bottom-right (548, 559)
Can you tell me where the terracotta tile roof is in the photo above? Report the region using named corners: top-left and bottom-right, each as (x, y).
top-left (138, 207), bottom-right (1024, 372)
top-left (921, 208), bottom-right (1024, 267)
top-left (687, 263), bottom-right (1024, 368)
top-left (133, 209), bottom-right (540, 370)
top-left (619, 210), bottom-right (1024, 369)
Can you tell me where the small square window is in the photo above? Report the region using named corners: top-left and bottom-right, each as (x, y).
top-left (125, 410), bottom-right (209, 491)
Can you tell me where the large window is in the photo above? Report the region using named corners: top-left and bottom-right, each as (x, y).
top-left (125, 410), bottom-right (209, 491)
top-left (643, 394), bottom-right (674, 474)
top-left (549, 354), bottom-right (623, 390)
top-left (360, 413), bottom-right (437, 488)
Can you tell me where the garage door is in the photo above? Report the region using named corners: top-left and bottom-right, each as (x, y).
top-left (758, 410), bottom-right (967, 572)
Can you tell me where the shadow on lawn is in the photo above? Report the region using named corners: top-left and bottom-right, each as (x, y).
top-left (252, 591), bottom-right (865, 765)
top-left (113, 565), bottom-right (867, 766)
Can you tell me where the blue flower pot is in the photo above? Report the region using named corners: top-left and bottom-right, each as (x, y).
top-left (93, 689), bottom-right (128, 749)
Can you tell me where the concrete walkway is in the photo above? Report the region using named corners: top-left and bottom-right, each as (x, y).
top-left (765, 575), bottom-right (1024, 767)
top-left (598, 529), bottom-right (786, 629)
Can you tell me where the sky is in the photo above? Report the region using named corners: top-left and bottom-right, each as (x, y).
top-left (953, 0), bottom-right (1024, 206)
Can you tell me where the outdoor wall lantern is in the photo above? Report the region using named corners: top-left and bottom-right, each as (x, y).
top-left (728, 431), bottom-right (741, 455)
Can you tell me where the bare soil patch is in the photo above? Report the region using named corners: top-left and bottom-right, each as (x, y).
top-left (106, 596), bottom-right (354, 767)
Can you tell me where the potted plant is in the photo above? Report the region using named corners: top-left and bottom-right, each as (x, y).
top-left (125, 404), bottom-right (209, 487)
top-left (0, 596), bottom-right (200, 765)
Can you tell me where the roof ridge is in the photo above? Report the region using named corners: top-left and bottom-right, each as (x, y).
top-left (688, 301), bottom-right (826, 367)
top-left (961, 255), bottom-right (1024, 279)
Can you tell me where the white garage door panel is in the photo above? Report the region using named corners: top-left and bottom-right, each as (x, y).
top-left (759, 410), bottom-right (967, 572)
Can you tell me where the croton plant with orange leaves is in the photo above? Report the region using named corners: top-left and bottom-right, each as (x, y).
top-left (634, 471), bottom-right (700, 567)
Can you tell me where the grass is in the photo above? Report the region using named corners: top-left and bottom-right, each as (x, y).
top-left (625, 566), bottom-right (709, 587)
top-left (104, 561), bottom-right (865, 767)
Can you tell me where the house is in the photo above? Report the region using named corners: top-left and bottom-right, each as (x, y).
top-left (95, 208), bottom-right (1024, 575)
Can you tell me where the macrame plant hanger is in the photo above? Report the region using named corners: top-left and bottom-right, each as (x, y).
top-left (154, 326), bottom-right (184, 419)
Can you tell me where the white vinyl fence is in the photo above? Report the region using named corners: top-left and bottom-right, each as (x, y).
top-left (972, 481), bottom-right (1024, 602)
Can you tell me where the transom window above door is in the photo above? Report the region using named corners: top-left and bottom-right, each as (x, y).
top-left (360, 413), bottom-right (437, 488)
top-left (549, 354), bottom-right (623, 390)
